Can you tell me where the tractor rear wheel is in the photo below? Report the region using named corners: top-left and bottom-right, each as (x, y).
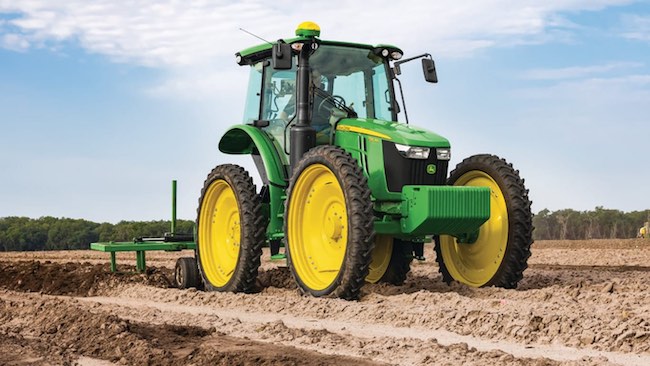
top-left (285, 146), bottom-right (374, 300)
top-left (435, 154), bottom-right (533, 288)
top-left (196, 164), bottom-right (265, 293)
top-left (366, 236), bottom-right (413, 285)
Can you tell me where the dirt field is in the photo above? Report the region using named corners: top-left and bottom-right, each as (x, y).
top-left (0, 239), bottom-right (649, 365)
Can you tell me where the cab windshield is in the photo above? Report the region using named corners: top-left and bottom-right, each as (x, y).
top-left (255, 44), bottom-right (395, 126)
top-left (310, 45), bottom-right (394, 121)
top-left (243, 44), bottom-right (395, 157)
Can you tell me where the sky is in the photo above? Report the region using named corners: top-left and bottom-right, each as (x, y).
top-left (0, 0), bottom-right (648, 223)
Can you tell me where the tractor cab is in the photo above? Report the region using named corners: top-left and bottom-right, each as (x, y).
top-left (240, 38), bottom-right (402, 161)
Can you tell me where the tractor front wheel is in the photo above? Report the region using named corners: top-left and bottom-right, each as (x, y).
top-left (435, 154), bottom-right (533, 288)
top-left (196, 164), bottom-right (265, 293)
top-left (366, 236), bottom-right (413, 285)
top-left (285, 146), bottom-right (374, 300)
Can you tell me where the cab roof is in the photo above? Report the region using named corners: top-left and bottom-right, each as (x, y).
top-left (236, 37), bottom-right (402, 66)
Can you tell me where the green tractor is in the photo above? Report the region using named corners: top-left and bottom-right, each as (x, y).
top-left (193, 22), bottom-right (533, 300)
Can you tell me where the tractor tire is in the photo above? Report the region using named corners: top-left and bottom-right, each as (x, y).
top-left (435, 154), bottom-right (533, 288)
top-left (366, 236), bottom-right (413, 285)
top-left (379, 239), bottom-right (414, 285)
top-left (285, 146), bottom-right (375, 300)
top-left (174, 257), bottom-right (200, 289)
top-left (196, 164), bottom-right (265, 293)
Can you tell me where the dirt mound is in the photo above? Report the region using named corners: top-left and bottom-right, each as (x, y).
top-left (0, 295), bottom-right (383, 366)
top-left (0, 296), bottom-right (210, 365)
top-left (0, 261), bottom-right (173, 296)
top-left (0, 260), bottom-right (308, 297)
top-left (257, 266), bottom-right (297, 290)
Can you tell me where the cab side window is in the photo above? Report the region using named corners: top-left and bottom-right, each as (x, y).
top-left (242, 62), bottom-right (263, 124)
top-left (261, 62), bottom-right (297, 121)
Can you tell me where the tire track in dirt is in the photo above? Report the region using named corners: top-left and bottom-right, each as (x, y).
top-left (3, 259), bottom-right (650, 360)
top-left (1, 239), bottom-right (649, 365)
top-left (0, 290), bottom-right (384, 366)
top-left (96, 278), bottom-right (650, 361)
top-left (0, 290), bottom-right (571, 366)
top-left (529, 264), bottom-right (650, 272)
top-left (73, 294), bottom-right (649, 366)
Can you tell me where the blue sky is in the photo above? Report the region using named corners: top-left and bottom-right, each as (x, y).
top-left (0, 1), bottom-right (648, 223)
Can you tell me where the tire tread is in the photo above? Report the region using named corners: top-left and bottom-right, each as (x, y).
top-left (434, 154), bottom-right (533, 289)
top-left (196, 164), bottom-right (265, 293)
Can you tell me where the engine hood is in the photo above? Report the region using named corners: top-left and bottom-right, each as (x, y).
top-left (335, 118), bottom-right (450, 148)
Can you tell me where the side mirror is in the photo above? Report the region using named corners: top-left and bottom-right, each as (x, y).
top-left (272, 40), bottom-right (292, 70)
top-left (422, 58), bottom-right (438, 83)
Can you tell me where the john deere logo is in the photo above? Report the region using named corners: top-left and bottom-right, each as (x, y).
top-left (426, 164), bottom-right (437, 175)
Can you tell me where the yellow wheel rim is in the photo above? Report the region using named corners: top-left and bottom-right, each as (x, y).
top-left (198, 179), bottom-right (241, 287)
top-left (366, 235), bottom-right (392, 283)
top-left (440, 171), bottom-right (509, 287)
top-left (288, 164), bottom-right (348, 291)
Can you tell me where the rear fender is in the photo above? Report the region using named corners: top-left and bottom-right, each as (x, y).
top-left (219, 125), bottom-right (287, 239)
top-left (219, 125), bottom-right (287, 187)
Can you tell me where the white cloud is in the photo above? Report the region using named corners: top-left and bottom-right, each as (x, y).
top-left (620, 14), bottom-right (650, 41)
top-left (0, 0), bottom-right (636, 102)
top-left (516, 73), bottom-right (650, 103)
top-left (521, 62), bottom-right (645, 80)
top-left (0, 0), bottom-right (636, 67)
top-left (1, 33), bottom-right (29, 50)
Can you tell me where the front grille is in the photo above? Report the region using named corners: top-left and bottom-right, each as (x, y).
top-left (383, 140), bottom-right (448, 192)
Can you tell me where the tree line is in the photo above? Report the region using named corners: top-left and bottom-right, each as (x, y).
top-left (0, 216), bottom-right (195, 252)
top-left (533, 207), bottom-right (649, 240)
top-left (1, 207), bottom-right (648, 251)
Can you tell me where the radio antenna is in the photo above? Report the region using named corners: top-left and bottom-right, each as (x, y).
top-left (239, 28), bottom-right (273, 45)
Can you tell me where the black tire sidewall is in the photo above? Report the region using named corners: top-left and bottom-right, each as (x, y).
top-left (438, 154), bottom-right (532, 288)
top-left (175, 257), bottom-right (199, 289)
top-left (378, 239), bottom-right (413, 285)
top-left (285, 146), bottom-right (374, 299)
top-left (196, 164), bottom-right (264, 293)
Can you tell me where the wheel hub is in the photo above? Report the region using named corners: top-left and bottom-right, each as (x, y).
top-left (226, 213), bottom-right (240, 245)
top-left (287, 163), bottom-right (348, 290)
top-left (325, 207), bottom-right (344, 242)
top-left (198, 179), bottom-right (241, 287)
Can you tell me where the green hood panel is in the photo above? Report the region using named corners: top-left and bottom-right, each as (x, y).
top-left (336, 119), bottom-right (450, 148)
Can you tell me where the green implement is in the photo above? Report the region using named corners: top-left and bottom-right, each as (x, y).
top-left (90, 240), bottom-right (196, 273)
top-left (90, 180), bottom-right (196, 273)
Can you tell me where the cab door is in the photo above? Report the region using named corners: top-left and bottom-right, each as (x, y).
top-left (260, 61), bottom-right (297, 162)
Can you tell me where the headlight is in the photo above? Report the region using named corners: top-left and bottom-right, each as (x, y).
top-left (391, 51), bottom-right (403, 60)
top-left (436, 148), bottom-right (451, 160)
top-left (395, 143), bottom-right (430, 159)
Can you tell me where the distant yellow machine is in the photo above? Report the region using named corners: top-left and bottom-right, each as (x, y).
top-left (639, 222), bottom-right (649, 239)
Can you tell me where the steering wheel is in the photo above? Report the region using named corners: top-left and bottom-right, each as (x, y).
top-left (317, 94), bottom-right (346, 115)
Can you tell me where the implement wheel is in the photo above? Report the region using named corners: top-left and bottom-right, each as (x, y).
top-left (366, 236), bottom-right (413, 285)
top-left (285, 146), bottom-right (374, 300)
top-left (435, 154), bottom-right (533, 288)
top-left (196, 164), bottom-right (265, 293)
top-left (174, 257), bottom-right (200, 289)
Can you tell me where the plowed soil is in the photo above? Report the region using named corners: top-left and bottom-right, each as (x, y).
top-left (0, 239), bottom-right (649, 365)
